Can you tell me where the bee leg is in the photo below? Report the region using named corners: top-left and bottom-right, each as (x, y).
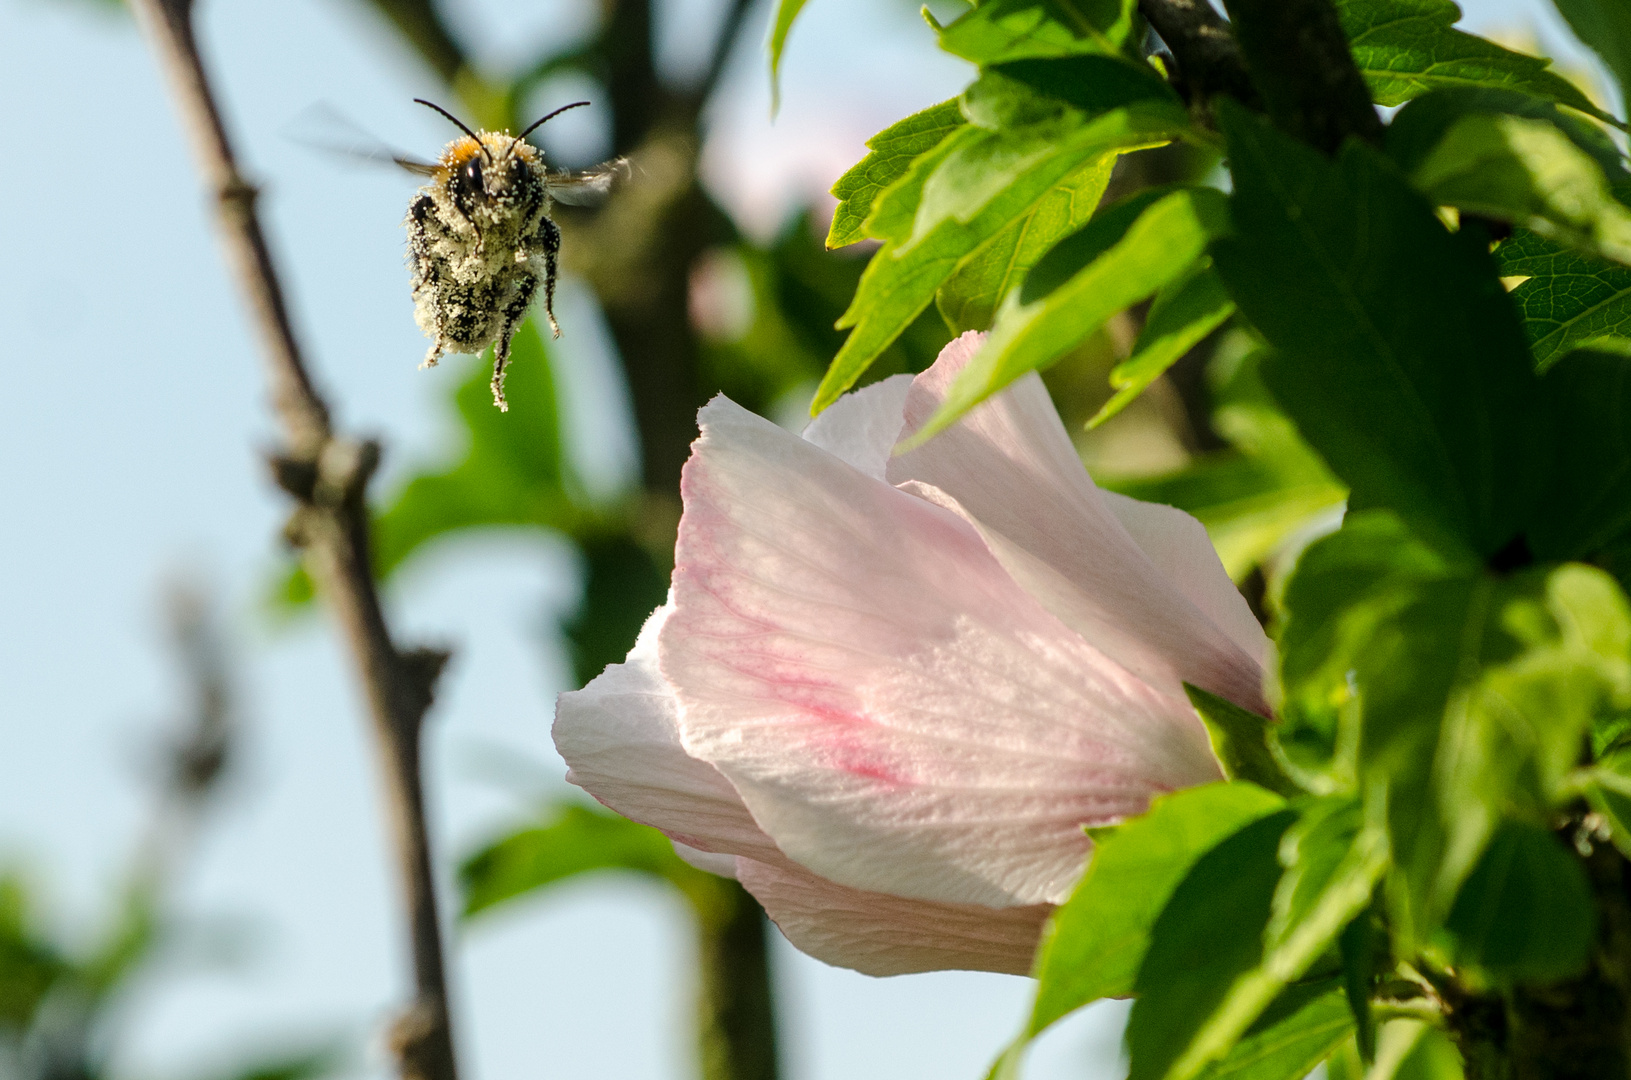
top-left (539, 215), bottom-right (562, 339)
top-left (489, 274), bottom-right (537, 412)
top-left (421, 340), bottom-right (443, 369)
top-left (490, 336), bottom-right (511, 413)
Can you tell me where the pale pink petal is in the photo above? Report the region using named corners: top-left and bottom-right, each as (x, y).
top-left (552, 603), bottom-right (782, 863)
top-left (800, 374), bottom-right (914, 479)
top-left (737, 857), bottom-right (1049, 977)
top-left (1099, 490), bottom-right (1270, 670)
top-left (661, 396), bottom-right (1221, 908)
top-left (673, 843), bottom-right (741, 879)
top-left (888, 332), bottom-right (1265, 714)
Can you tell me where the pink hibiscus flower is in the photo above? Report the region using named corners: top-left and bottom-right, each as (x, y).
top-left (553, 332), bottom-right (1269, 976)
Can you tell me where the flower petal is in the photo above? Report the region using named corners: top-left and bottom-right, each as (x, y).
top-left (800, 374), bottom-right (914, 480)
top-left (662, 396), bottom-right (1221, 907)
top-left (552, 603), bottom-right (782, 863)
top-left (1099, 490), bottom-right (1270, 669)
top-left (737, 856), bottom-right (1049, 977)
top-left (888, 332), bottom-right (1265, 713)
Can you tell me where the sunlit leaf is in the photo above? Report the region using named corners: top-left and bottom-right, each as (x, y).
top-left (932, 0), bottom-right (1139, 65)
top-left (906, 184), bottom-right (1226, 446)
top-left (1008, 783), bottom-right (1287, 1067)
top-left (814, 101), bottom-right (1186, 411)
top-left (1186, 684), bottom-right (1302, 798)
top-left (1333, 0), bottom-right (1613, 123)
top-left (767, 0), bottom-right (811, 111)
top-left (1089, 260), bottom-right (1235, 428)
top-left (827, 100), bottom-right (965, 250)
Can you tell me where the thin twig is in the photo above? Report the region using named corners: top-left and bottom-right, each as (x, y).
top-left (127, 4), bottom-right (460, 1080)
top-left (698, 0), bottom-right (755, 105)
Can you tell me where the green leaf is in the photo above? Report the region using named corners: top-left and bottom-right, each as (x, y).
top-left (459, 802), bottom-right (726, 919)
top-left (1549, 0), bottom-right (1631, 114)
top-left (1333, 0), bottom-right (1612, 122)
top-left (1130, 799), bottom-right (1388, 1080)
top-left (936, 154), bottom-right (1114, 332)
top-left (1370, 1020), bottom-right (1465, 1080)
top-left (813, 100), bottom-right (1186, 411)
top-left (932, 0), bottom-right (1138, 65)
top-left (1441, 819), bottom-right (1596, 983)
top-left (1186, 684), bottom-right (1302, 798)
top-left (1280, 539), bottom-right (1631, 950)
top-left (1407, 113), bottom-right (1631, 265)
top-left (1124, 809), bottom-right (1299, 1080)
top-left (1194, 991), bottom-right (1354, 1080)
top-left (1386, 87), bottom-right (1627, 180)
top-left (1533, 347), bottom-right (1631, 557)
top-left (911, 59), bottom-right (1178, 245)
top-left (1026, 783), bottom-right (1287, 1034)
top-left (906, 184), bottom-right (1227, 446)
top-left (1090, 260), bottom-right (1235, 427)
top-left (1496, 230), bottom-right (1631, 371)
top-left (1274, 510), bottom-right (1473, 773)
top-left (1212, 104), bottom-right (1539, 558)
top-left (767, 0), bottom-right (810, 112)
top-left (827, 100), bottom-right (965, 250)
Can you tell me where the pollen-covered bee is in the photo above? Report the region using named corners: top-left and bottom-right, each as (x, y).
top-left (399, 99), bottom-right (626, 411)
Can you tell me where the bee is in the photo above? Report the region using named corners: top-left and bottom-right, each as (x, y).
top-left (399, 99), bottom-right (626, 411)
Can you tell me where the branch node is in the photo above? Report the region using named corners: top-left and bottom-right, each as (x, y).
top-left (398, 646), bottom-right (453, 724)
top-left (315, 437), bottom-right (381, 509)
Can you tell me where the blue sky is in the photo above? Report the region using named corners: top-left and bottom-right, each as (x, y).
top-left (0, 1), bottom-right (1606, 1078)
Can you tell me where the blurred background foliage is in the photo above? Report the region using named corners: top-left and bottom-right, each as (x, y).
top-left (0, 585), bottom-right (341, 1080)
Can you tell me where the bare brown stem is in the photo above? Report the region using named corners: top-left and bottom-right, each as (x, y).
top-left (1136, 0), bottom-right (1260, 117)
top-left (127, 4), bottom-right (460, 1080)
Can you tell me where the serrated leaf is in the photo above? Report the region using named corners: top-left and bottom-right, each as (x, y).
top-left (1549, 0), bottom-right (1631, 115)
top-left (913, 57), bottom-right (1178, 245)
top-left (1131, 799), bottom-right (1387, 1080)
top-left (1090, 261), bottom-right (1235, 427)
top-left (459, 802), bottom-right (725, 919)
top-left (906, 184), bottom-right (1227, 446)
top-left (814, 101), bottom-right (1186, 411)
top-left (936, 154), bottom-right (1114, 332)
top-left (1333, 0), bottom-right (1614, 123)
top-left (1407, 112), bottom-right (1631, 264)
top-left (827, 99), bottom-right (965, 250)
top-left (1212, 103), bottom-right (1539, 558)
top-left (1441, 819), bottom-right (1596, 983)
top-left (934, 0), bottom-right (1138, 65)
top-left (1194, 991), bottom-right (1354, 1080)
top-left (1186, 684), bottom-right (1302, 798)
top-left (767, 0), bottom-right (810, 112)
top-left (1014, 784), bottom-right (1287, 1055)
top-left (1496, 230), bottom-right (1631, 370)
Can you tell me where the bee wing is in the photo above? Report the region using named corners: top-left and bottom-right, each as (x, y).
top-left (545, 157), bottom-right (631, 206)
top-left (288, 103), bottom-right (440, 176)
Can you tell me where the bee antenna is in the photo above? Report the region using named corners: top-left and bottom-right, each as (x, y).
top-left (414, 98), bottom-right (491, 163)
top-left (515, 100), bottom-right (591, 145)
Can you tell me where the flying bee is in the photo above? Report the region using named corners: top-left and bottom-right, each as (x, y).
top-left (396, 99), bottom-right (627, 411)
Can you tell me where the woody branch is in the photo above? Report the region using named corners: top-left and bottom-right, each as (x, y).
top-left (127, 4), bottom-right (460, 1080)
